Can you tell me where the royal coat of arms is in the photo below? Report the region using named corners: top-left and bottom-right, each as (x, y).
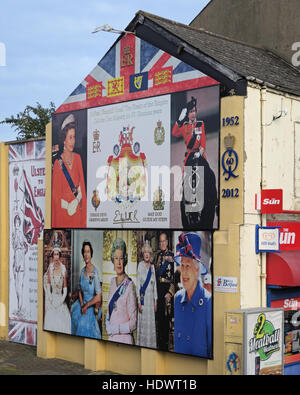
top-left (106, 126), bottom-right (147, 204)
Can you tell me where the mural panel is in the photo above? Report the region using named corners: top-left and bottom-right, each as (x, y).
top-left (43, 229), bottom-right (213, 359)
top-left (9, 140), bottom-right (45, 345)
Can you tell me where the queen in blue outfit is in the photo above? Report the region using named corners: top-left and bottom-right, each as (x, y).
top-left (71, 241), bottom-right (102, 339)
top-left (174, 232), bottom-right (212, 358)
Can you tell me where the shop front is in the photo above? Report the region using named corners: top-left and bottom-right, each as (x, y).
top-left (267, 221), bottom-right (300, 375)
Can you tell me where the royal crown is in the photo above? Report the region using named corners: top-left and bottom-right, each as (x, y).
top-left (224, 133), bottom-right (235, 150)
top-left (93, 129), bottom-right (100, 141)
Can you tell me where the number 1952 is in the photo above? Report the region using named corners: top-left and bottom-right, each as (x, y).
top-left (222, 116), bottom-right (239, 127)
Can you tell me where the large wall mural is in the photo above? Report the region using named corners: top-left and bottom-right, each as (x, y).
top-left (48, 34), bottom-right (219, 358)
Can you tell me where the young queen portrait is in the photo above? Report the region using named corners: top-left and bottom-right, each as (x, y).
top-left (52, 112), bottom-right (87, 228)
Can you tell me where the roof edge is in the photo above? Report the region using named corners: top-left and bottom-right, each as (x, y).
top-left (189, 0), bottom-right (213, 26)
top-left (127, 10), bottom-right (248, 95)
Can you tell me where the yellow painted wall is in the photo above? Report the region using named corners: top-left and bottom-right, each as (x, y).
top-left (207, 95), bottom-right (244, 374)
top-left (219, 96), bottom-right (244, 228)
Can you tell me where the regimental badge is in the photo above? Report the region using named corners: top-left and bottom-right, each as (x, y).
top-left (153, 187), bottom-right (165, 211)
top-left (92, 129), bottom-right (101, 153)
top-left (154, 120), bottom-right (165, 145)
top-left (91, 189), bottom-right (100, 211)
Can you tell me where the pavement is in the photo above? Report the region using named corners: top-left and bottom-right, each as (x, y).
top-left (0, 340), bottom-right (118, 375)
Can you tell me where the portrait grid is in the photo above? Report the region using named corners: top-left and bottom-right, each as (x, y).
top-left (43, 229), bottom-right (213, 359)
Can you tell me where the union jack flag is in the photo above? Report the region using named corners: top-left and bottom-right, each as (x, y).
top-left (8, 319), bottom-right (37, 346)
top-left (19, 169), bottom-right (44, 246)
top-left (9, 140), bottom-right (46, 163)
top-left (55, 35), bottom-right (218, 114)
top-left (9, 141), bottom-right (45, 246)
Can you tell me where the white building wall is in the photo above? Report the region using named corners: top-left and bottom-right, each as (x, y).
top-left (262, 91), bottom-right (300, 209)
top-left (241, 83), bottom-right (300, 309)
top-left (241, 85), bottom-right (262, 308)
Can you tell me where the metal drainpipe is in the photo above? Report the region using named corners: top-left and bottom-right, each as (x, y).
top-left (260, 87), bottom-right (267, 307)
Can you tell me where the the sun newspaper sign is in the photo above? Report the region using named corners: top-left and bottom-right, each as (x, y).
top-left (255, 189), bottom-right (283, 214)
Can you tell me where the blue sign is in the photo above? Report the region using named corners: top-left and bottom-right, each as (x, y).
top-left (129, 72), bottom-right (148, 93)
top-left (255, 225), bottom-right (282, 254)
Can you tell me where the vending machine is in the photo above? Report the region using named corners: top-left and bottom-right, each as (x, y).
top-left (224, 308), bottom-right (284, 375)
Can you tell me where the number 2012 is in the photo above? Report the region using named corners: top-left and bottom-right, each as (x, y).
top-left (222, 116), bottom-right (239, 127)
top-left (222, 188), bottom-right (239, 198)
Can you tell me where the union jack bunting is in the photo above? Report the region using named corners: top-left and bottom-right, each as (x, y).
top-left (56, 35), bottom-right (218, 114)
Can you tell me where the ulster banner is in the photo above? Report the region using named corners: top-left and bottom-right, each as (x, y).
top-left (8, 140), bottom-right (45, 345)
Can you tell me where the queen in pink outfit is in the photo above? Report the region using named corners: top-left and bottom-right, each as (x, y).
top-left (105, 238), bottom-right (137, 344)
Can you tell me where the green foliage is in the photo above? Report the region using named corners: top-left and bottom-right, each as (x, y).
top-left (0, 102), bottom-right (56, 140)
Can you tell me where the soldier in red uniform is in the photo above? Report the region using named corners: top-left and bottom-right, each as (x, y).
top-left (172, 96), bottom-right (207, 163)
top-left (172, 96), bottom-right (218, 229)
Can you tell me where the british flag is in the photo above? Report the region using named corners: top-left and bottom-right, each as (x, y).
top-left (20, 169), bottom-right (44, 246)
top-left (55, 35), bottom-right (218, 114)
top-left (8, 319), bottom-right (37, 346)
top-left (9, 141), bottom-right (45, 246)
top-left (9, 140), bottom-right (46, 163)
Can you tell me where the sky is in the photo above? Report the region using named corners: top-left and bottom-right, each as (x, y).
top-left (0, 0), bottom-right (211, 142)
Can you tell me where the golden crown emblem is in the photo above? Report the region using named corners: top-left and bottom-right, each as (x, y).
top-left (93, 130), bottom-right (100, 141)
top-left (224, 133), bottom-right (235, 150)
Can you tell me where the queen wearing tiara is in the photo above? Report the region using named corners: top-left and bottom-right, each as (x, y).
top-left (52, 113), bottom-right (87, 228)
top-left (43, 246), bottom-right (71, 334)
